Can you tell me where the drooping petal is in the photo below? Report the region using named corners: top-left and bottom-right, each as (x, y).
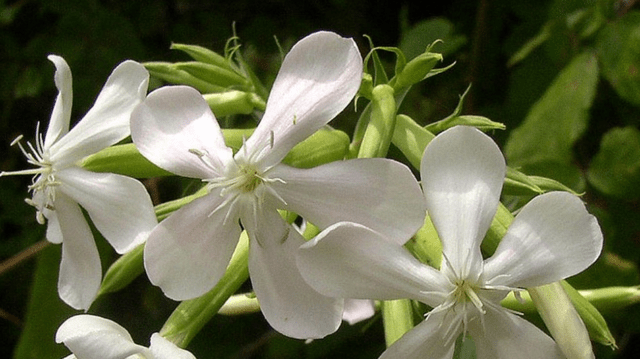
top-left (342, 299), bottom-right (376, 325)
top-left (54, 192), bottom-right (101, 310)
top-left (43, 202), bottom-right (63, 244)
top-left (58, 167), bottom-right (157, 254)
top-left (241, 31), bottom-right (363, 168)
top-left (379, 311), bottom-right (456, 359)
top-left (297, 222), bottom-right (449, 308)
top-left (268, 158), bottom-right (426, 243)
top-left (420, 126), bottom-right (505, 279)
top-left (131, 85), bottom-right (233, 179)
top-left (149, 333), bottom-right (196, 359)
top-left (56, 314), bottom-right (151, 359)
top-left (248, 209), bottom-right (343, 339)
top-left (50, 60), bottom-right (149, 165)
top-left (45, 55), bottom-right (73, 150)
top-left (469, 307), bottom-right (564, 359)
top-left (483, 191), bottom-right (603, 288)
top-left (144, 191), bottom-right (242, 300)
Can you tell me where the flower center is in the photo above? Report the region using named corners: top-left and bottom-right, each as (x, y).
top-left (0, 128), bottom-right (58, 224)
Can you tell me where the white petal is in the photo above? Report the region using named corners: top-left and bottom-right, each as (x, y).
top-left (420, 126), bottom-right (505, 278)
top-left (149, 333), bottom-right (196, 359)
top-left (56, 314), bottom-right (150, 359)
top-left (248, 210), bottom-right (342, 339)
top-left (131, 86), bottom-right (233, 178)
top-left (379, 311), bottom-right (456, 359)
top-left (484, 191), bottom-right (603, 288)
top-left (297, 222), bottom-right (449, 307)
top-left (45, 55), bottom-right (72, 150)
top-left (54, 192), bottom-right (101, 310)
top-left (470, 308), bottom-right (563, 359)
top-left (58, 167), bottom-right (157, 254)
top-left (45, 207), bottom-right (63, 244)
top-left (268, 158), bottom-right (426, 243)
top-left (144, 191), bottom-right (242, 300)
top-left (242, 31), bottom-right (362, 167)
top-left (50, 60), bottom-right (149, 165)
top-left (342, 299), bottom-right (375, 325)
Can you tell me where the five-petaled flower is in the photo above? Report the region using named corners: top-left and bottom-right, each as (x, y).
top-left (130, 31), bottom-right (426, 339)
top-left (0, 55), bottom-right (157, 310)
top-left (297, 126), bottom-right (603, 358)
top-left (56, 314), bottom-right (195, 359)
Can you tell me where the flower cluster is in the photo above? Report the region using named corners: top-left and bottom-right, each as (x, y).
top-left (2, 31), bottom-right (605, 359)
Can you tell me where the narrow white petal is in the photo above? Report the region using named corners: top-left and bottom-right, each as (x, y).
top-left (470, 308), bottom-right (564, 359)
top-left (45, 208), bottom-right (63, 244)
top-left (248, 210), bottom-right (342, 339)
top-left (269, 158), bottom-right (426, 243)
top-left (45, 55), bottom-right (72, 150)
top-left (54, 192), bottom-right (101, 310)
top-left (144, 191), bottom-right (242, 300)
top-left (56, 314), bottom-right (150, 359)
top-left (297, 222), bottom-right (449, 307)
top-left (420, 126), bottom-right (505, 278)
top-left (484, 191), bottom-right (603, 288)
top-left (242, 31), bottom-right (362, 167)
top-left (380, 311), bottom-right (456, 359)
top-left (58, 167), bottom-right (157, 253)
top-left (50, 60), bottom-right (149, 165)
top-left (342, 299), bottom-right (376, 325)
top-left (131, 86), bottom-right (233, 178)
top-left (149, 333), bottom-right (196, 359)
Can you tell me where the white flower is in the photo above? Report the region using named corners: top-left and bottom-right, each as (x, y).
top-left (297, 126), bottom-right (604, 358)
top-left (130, 31), bottom-right (426, 339)
top-left (0, 56), bottom-right (157, 310)
top-left (56, 314), bottom-right (195, 359)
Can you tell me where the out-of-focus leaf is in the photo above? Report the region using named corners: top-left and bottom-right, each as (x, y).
top-left (505, 51), bottom-right (598, 166)
top-left (596, 11), bottom-right (640, 106)
top-left (588, 126), bottom-right (640, 200)
top-left (399, 17), bottom-right (466, 60)
top-left (13, 245), bottom-right (77, 359)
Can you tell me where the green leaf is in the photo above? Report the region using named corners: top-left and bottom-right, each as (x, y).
top-left (13, 245), bottom-right (77, 359)
top-left (399, 17), bottom-right (466, 60)
top-left (505, 51), bottom-right (599, 166)
top-left (596, 11), bottom-right (640, 106)
top-left (588, 126), bottom-right (640, 200)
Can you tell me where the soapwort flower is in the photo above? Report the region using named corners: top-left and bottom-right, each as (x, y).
top-left (130, 31), bottom-right (426, 339)
top-left (56, 315), bottom-right (195, 359)
top-left (0, 56), bottom-right (157, 310)
top-left (297, 126), bottom-right (603, 358)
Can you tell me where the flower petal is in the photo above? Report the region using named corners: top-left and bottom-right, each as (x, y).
top-left (44, 205), bottom-right (63, 244)
top-left (54, 192), bottom-right (101, 310)
top-left (248, 210), bottom-right (342, 339)
top-left (242, 31), bottom-right (363, 168)
top-left (269, 158), bottom-right (426, 243)
top-left (342, 299), bottom-right (376, 325)
top-left (379, 311), bottom-right (456, 359)
top-left (58, 167), bottom-right (157, 254)
top-left (144, 191), bottom-right (242, 300)
top-left (45, 55), bottom-right (72, 150)
top-left (469, 308), bottom-right (564, 359)
top-left (131, 85), bottom-right (233, 179)
top-left (56, 314), bottom-right (150, 359)
top-left (483, 191), bottom-right (603, 288)
top-left (149, 333), bottom-right (196, 359)
top-left (297, 222), bottom-right (449, 307)
top-left (50, 60), bottom-right (149, 165)
top-left (420, 126), bottom-right (505, 278)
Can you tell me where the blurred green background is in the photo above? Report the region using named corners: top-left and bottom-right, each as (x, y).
top-left (1, 0), bottom-right (640, 358)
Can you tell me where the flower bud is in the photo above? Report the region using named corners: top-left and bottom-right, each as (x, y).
top-left (203, 90), bottom-right (264, 117)
top-left (393, 51), bottom-right (443, 90)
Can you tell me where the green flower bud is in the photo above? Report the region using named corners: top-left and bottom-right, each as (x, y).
top-left (358, 84), bottom-right (397, 158)
top-left (144, 62), bottom-right (227, 93)
top-left (174, 62), bottom-right (248, 89)
top-left (203, 91), bottom-right (265, 117)
top-left (530, 282), bottom-right (596, 359)
top-left (170, 43), bottom-right (231, 70)
top-left (392, 51), bottom-right (443, 91)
